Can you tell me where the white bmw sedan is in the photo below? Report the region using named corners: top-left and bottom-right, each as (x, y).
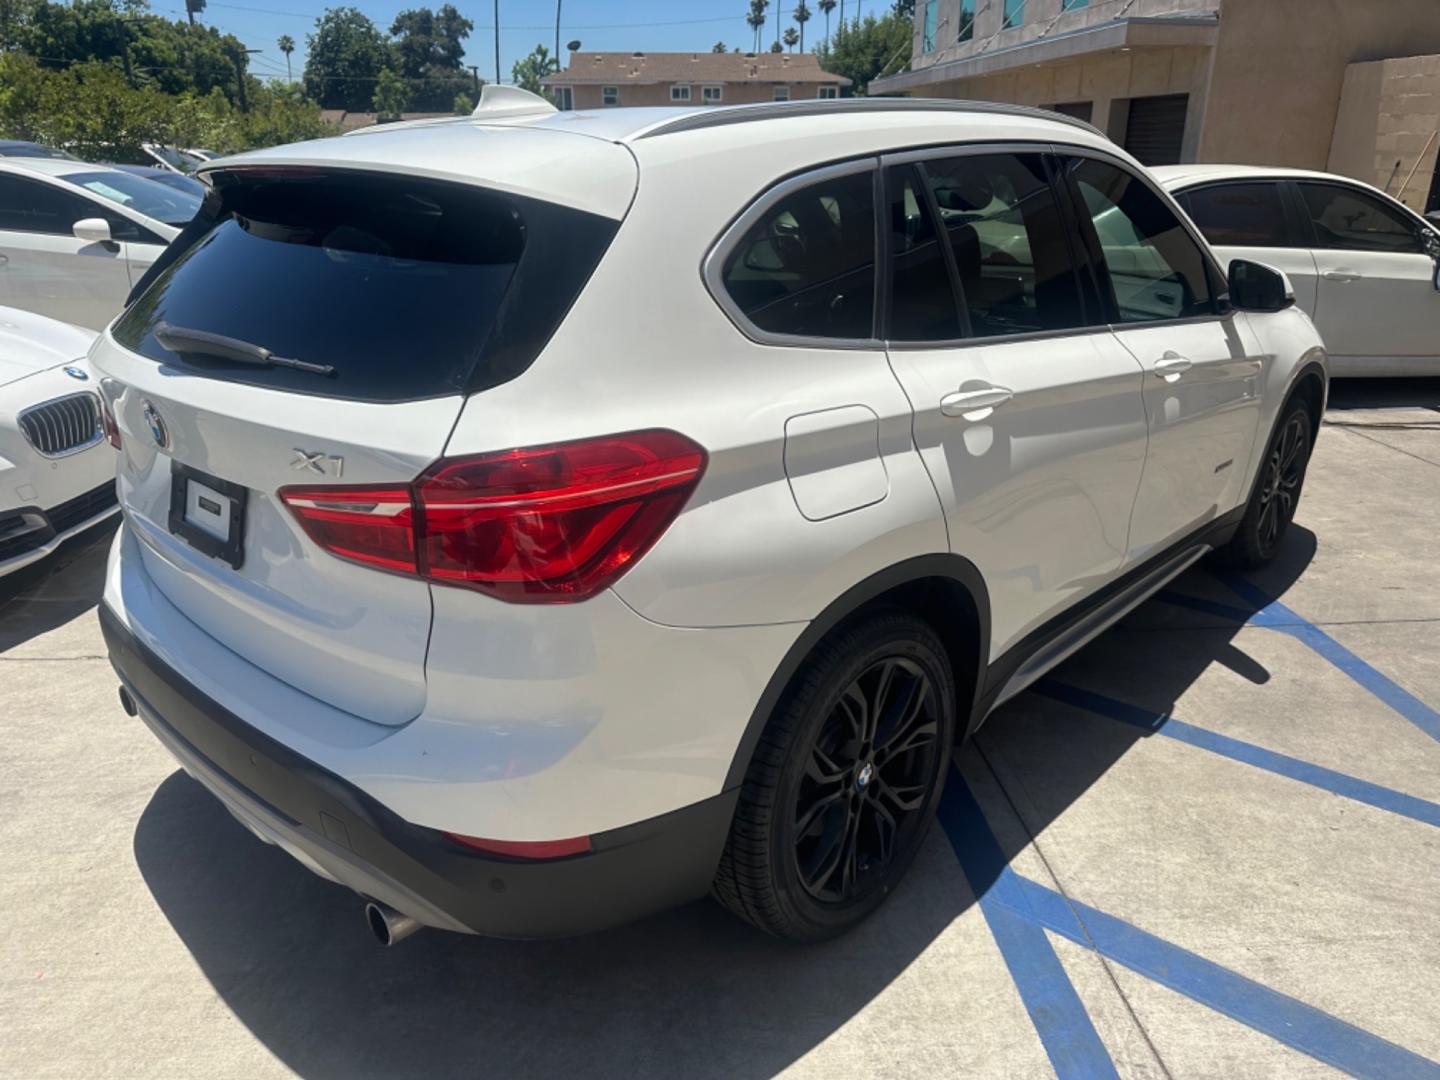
top-left (0, 306), bottom-right (118, 577)
top-left (1155, 165), bottom-right (1440, 377)
top-left (0, 159), bottom-right (201, 331)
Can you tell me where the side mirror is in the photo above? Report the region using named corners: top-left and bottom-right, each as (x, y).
top-left (1227, 259), bottom-right (1294, 313)
top-left (73, 217), bottom-right (113, 246)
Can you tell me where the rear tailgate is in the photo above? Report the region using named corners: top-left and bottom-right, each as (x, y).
top-left (91, 134), bottom-right (634, 726)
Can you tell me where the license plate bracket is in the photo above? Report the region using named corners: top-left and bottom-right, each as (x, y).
top-left (168, 461), bottom-right (247, 570)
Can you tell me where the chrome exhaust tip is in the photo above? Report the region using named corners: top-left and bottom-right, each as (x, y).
top-left (365, 901), bottom-right (422, 946)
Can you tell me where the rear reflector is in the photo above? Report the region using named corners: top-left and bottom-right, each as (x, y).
top-left (101, 398), bottom-right (121, 450)
top-left (442, 832), bottom-right (593, 859)
top-left (280, 429), bottom-right (705, 603)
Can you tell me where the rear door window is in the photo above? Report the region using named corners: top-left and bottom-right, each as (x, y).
top-left (1179, 182), bottom-right (1293, 248)
top-left (719, 167), bottom-right (877, 340)
top-left (919, 151), bottom-right (1089, 337)
top-left (886, 164), bottom-right (963, 341)
top-left (113, 170), bottom-right (617, 402)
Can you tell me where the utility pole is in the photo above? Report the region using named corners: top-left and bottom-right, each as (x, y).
top-left (467, 64), bottom-right (480, 94)
top-left (554, 0), bottom-right (561, 65)
top-left (493, 0), bottom-right (500, 84)
top-left (232, 47), bottom-right (261, 111)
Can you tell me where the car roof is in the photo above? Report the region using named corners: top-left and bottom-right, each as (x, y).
top-left (206, 98), bottom-right (1117, 220)
top-left (0, 157), bottom-right (109, 179)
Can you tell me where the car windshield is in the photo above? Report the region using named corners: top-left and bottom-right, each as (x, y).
top-left (64, 170), bottom-right (203, 227)
top-left (146, 145), bottom-right (206, 173)
top-left (137, 170), bottom-right (207, 199)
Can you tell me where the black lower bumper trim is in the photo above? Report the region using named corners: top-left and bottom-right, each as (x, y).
top-left (101, 603), bottom-right (737, 939)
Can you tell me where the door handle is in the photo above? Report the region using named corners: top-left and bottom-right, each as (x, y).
top-left (1322, 269), bottom-right (1362, 282)
top-left (940, 385), bottom-right (1013, 418)
top-left (0, 253), bottom-right (8, 265)
top-left (1153, 353), bottom-right (1193, 381)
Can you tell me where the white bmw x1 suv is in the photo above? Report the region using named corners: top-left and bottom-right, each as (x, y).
top-left (93, 91), bottom-right (1327, 945)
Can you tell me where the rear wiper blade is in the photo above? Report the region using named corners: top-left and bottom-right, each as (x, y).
top-left (154, 321), bottom-right (336, 377)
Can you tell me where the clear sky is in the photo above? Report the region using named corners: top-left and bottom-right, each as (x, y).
top-left (158, 0), bottom-right (876, 89)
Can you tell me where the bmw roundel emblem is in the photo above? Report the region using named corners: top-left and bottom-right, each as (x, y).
top-left (63, 365), bottom-right (88, 381)
top-left (142, 399), bottom-right (169, 449)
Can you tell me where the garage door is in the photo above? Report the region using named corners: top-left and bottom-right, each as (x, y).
top-left (1124, 94), bottom-right (1188, 166)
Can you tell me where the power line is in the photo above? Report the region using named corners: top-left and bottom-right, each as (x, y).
top-left (204, 1), bottom-right (746, 31)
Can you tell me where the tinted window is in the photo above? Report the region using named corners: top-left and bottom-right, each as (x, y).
top-left (0, 174), bottom-right (94, 235)
top-left (1181, 182), bottom-right (1291, 247)
top-left (64, 170), bottom-right (201, 228)
top-left (1067, 158), bottom-right (1213, 323)
top-left (924, 152), bottom-right (1087, 337)
top-left (887, 165), bottom-right (961, 341)
top-left (1297, 183), bottom-right (1422, 254)
top-left (722, 168), bottom-right (876, 340)
top-left (114, 170), bottom-right (618, 402)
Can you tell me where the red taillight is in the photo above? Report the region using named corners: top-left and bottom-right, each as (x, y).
top-left (100, 398), bottom-right (121, 450)
top-left (279, 430), bottom-right (705, 603)
top-left (442, 832), bottom-right (592, 859)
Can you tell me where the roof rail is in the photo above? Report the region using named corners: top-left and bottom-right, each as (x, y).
top-left (634, 97), bottom-right (1107, 141)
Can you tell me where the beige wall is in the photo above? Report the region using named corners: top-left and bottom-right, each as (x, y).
top-left (1198, 0), bottom-right (1440, 168)
top-left (914, 45), bottom-right (1212, 161)
top-left (913, 0), bottom-right (1209, 73)
top-left (1328, 55), bottom-right (1440, 213)
top-left (558, 82), bottom-right (835, 109)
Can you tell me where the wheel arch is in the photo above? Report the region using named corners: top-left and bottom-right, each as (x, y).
top-left (1287, 354), bottom-right (1328, 440)
top-left (722, 554), bottom-right (990, 790)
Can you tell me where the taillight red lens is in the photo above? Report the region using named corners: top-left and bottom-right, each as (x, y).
top-left (100, 398), bottom-right (121, 450)
top-left (279, 430), bottom-right (705, 603)
top-left (279, 486), bottom-right (417, 573)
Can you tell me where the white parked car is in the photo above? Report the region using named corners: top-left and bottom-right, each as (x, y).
top-left (92, 93), bottom-right (1327, 945)
top-left (1, 306), bottom-right (119, 576)
top-left (0, 158), bottom-right (199, 331)
top-left (1155, 165), bottom-right (1440, 377)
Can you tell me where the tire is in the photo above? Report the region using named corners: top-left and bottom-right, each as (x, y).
top-left (1216, 400), bottom-right (1313, 569)
top-left (713, 612), bottom-right (957, 942)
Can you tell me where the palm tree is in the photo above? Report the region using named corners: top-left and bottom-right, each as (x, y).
top-left (747, 0), bottom-right (769, 52)
top-left (818, 0), bottom-right (835, 43)
top-left (277, 33), bottom-right (294, 81)
top-left (783, 25), bottom-right (798, 51)
top-left (793, 1), bottom-right (810, 50)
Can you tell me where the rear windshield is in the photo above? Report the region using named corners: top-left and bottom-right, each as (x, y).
top-left (113, 169), bottom-right (617, 402)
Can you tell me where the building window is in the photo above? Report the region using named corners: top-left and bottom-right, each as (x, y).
top-left (702, 85), bottom-right (723, 103)
top-left (773, 86), bottom-right (790, 101)
top-left (958, 0), bottom-right (975, 41)
top-left (922, 0), bottom-right (938, 52)
top-left (670, 84), bottom-right (691, 102)
top-left (818, 86), bottom-right (839, 99)
top-left (602, 86), bottom-right (619, 106)
top-left (1061, 0), bottom-right (1088, 9)
top-left (1003, 0), bottom-right (1024, 29)
top-left (555, 87), bottom-right (573, 111)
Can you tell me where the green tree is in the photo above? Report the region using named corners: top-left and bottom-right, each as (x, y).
top-left (388, 4), bottom-right (472, 110)
top-left (372, 65), bottom-right (407, 119)
top-left (769, 39), bottom-right (782, 52)
top-left (814, 9), bottom-right (910, 94)
top-left (711, 40), bottom-right (726, 53)
top-left (783, 25), bottom-right (798, 50)
top-left (746, 0), bottom-right (767, 52)
top-left (793, 1), bottom-right (810, 50)
top-left (511, 42), bottom-right (558, 94)
top-left (277, 33), bottom-right (294, 80)
top-left (303, 6), bottom-right (388, 111)
top-left (452, 90), bottom-right (472, 114)
top-left (818, 0), bottom-right (835, 42)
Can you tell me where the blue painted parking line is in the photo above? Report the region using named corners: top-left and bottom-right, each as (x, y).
top-left (1034, 680), bottom-right (1440, 829)
top-left (1150, 576), bottom-right (1440, 745)
top-left (1008, 876), bottom-right (1440, 1080)
top-left (942, 768), bottom-right (1440, 1079)
top-left (939, 771), bottom-right (1120, 1080)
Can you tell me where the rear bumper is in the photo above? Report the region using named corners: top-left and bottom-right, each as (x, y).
top-left (102, 603), bottom-right (738, 939)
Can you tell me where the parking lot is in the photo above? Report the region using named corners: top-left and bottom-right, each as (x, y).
top-left (2, 379), bottom-right (1438, 1079)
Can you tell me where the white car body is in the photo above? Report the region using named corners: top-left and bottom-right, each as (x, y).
top-left (0, 306), bottom-right (118, 576)
top-left (1156, 164), bottom-right (1440, 377)
top-left (0, 159), bottom-right (191, 331)
top-left (91, 95), bottom-right (1328, 942)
